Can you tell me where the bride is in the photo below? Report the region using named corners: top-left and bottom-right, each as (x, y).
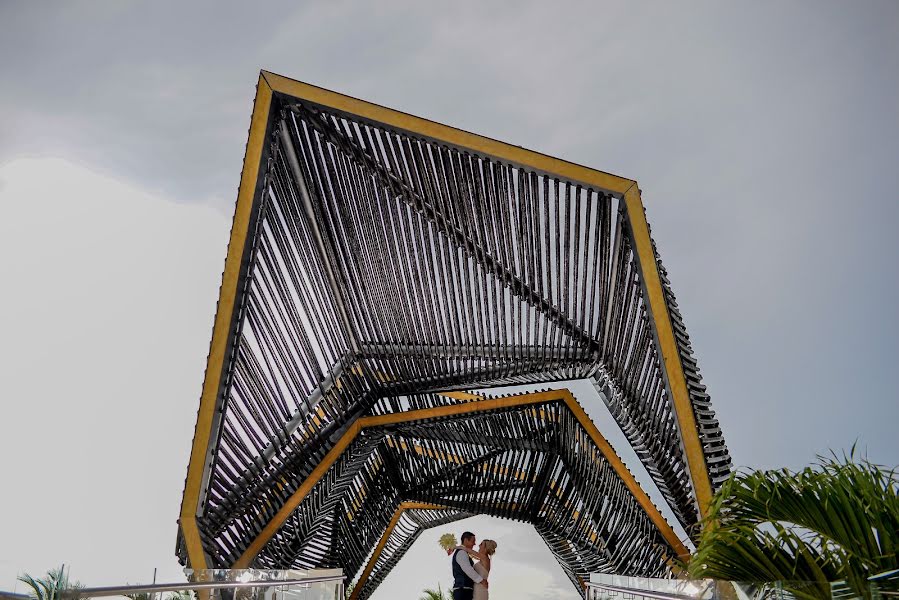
top-left (457, 540), bottom-right (497, 600)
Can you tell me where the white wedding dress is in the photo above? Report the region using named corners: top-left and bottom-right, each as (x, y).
top-left (473, 561), bottom-right (489, 600)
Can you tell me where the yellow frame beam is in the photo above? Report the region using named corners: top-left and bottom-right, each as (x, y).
top-left (260, 71), bottom-right (635, 195)
top-left (179, 76), bottom-right (273, 572)
top-left (233, 389), bottom-right (689, 569)
top-left (622, 186), bottom-right (713, 517)
top-left (348, 501), bottom-right (446, 600)
top-left (180, 70), bottom-right (712, 571)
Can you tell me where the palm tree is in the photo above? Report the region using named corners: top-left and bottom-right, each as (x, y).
top-left (17, 567), bottom-right (86, 600)
top-left (687, 451), bottom-right (899, 600)
top-left (419, 584), bottom-right (452, 600)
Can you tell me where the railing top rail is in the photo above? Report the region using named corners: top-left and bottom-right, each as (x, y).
top-left (586, 581), bottom-right (708, 600)
top-left (58, 576), bottom-right (345, 599)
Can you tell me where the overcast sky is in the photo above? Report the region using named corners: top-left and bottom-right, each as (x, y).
top-left (1, 2), bottom-right (898, 599)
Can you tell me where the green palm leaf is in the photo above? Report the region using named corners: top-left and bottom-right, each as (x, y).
top-left (688, 452), bottom-right (899, 599)
top-left (419, 583), bottom-right (452, 600)
top-left (17, 574), bottom-right (48, 600)
top-left (17, 566), bottom-right (87, 600)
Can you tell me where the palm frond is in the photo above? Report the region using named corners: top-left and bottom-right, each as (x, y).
top-left (17, 574), bottom-right (48, 600)
top-left (419, 584), bottom-right (451, 600)
top-left (17, 567), bottom-right (87, 600)
top-left (689, 453), bottom-right (899, 600)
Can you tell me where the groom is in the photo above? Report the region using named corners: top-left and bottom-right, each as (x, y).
top-left (451, 531), bottom-right (487, 600)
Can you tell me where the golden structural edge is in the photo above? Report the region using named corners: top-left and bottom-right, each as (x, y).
top-left (179, 74), bottom-right (274, 571)
top-left (348, 502), bottom-right (447, 600)
top-left (622, 185), bottom-right (713, 519)
top-left (261, 71), bottom-right (636, 196)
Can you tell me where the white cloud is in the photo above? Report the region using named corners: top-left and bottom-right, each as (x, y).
top-left (1, 0), bottom-right (898, 594)
top-left (0, 157), bottom-right (230, 588)
top-left (0, 159), bottom-right (584, 598)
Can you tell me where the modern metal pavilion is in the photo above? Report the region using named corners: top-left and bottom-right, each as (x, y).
top-left (177, 71), bottom-right (731, 597)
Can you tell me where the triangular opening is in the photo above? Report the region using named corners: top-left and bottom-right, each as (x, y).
top-left (367, 515), bottom-right (579, 600)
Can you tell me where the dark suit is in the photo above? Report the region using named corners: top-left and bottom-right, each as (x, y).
top-left (452, 548), bottom-right (475, 600)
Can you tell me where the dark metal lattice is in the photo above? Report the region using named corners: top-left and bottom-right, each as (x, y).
top-left (262, 392), bottom-right (680, 600)
top-left (178, 76), bottom-right (731, 594)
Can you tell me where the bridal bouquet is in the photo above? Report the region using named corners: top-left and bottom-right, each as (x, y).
top-left (438, 533), bottom-right (457, 553)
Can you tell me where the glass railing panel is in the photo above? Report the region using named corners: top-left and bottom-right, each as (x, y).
top-left (185, 569), bottom-right (343, 600)
top-left (589, 573), bottom-right (718, 599)
top-left (585, 576), bottom-right (815, 600)
top-left (587, 571), bottom-right (899, 600)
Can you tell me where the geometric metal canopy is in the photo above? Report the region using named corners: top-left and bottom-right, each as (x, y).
top-left (327, 390), bottom-right (691, 600)
top-left (241, 389), bottom-right (690, 599)
top-left (177, 71), bottom-right (731, 593)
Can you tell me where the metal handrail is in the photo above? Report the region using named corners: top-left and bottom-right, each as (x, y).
top-left (586, 581), bottom-right (707, 600)
top-left (59, 575), bottom-right (345, 599)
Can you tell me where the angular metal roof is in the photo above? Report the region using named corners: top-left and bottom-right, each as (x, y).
top-left (177, 71), bottom-right (731, 593)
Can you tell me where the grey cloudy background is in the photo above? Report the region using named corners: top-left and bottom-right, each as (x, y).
top-left (1, 1), bottom-right (898, 599)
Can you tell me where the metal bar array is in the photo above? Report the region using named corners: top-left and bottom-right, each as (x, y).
top-left (177, 92), bottom-right (731, 589)
top-left (257, 392), bottom-right (681, 600)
